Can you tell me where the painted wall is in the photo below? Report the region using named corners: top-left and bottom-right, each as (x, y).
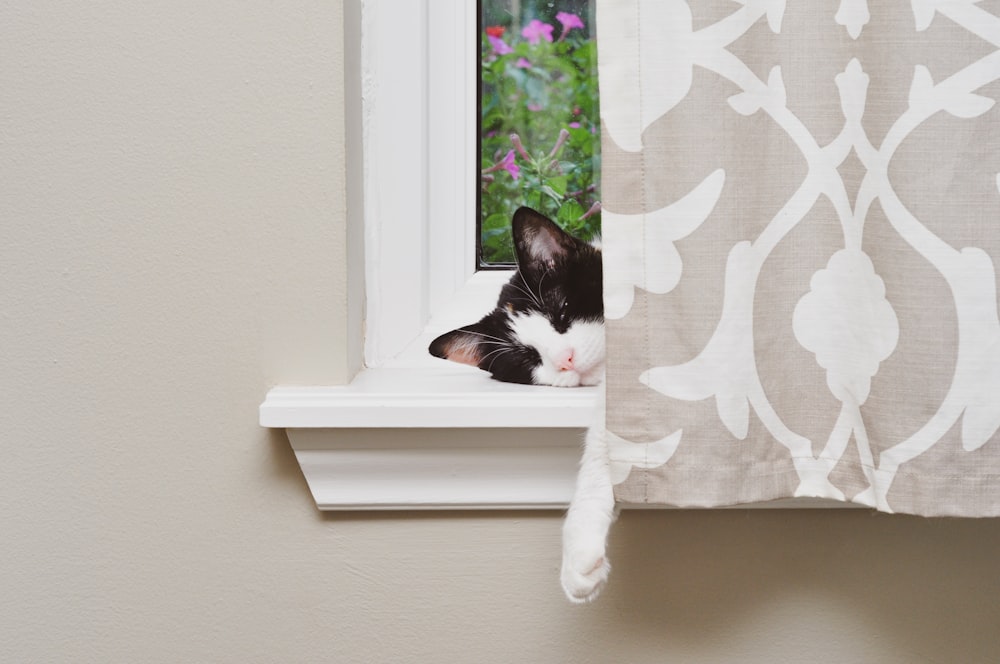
top-left (3, 2), bottom-right (1000, 662)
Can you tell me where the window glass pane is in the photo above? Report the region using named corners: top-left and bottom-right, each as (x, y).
top-left (479, 0), bottom-right (601, 266)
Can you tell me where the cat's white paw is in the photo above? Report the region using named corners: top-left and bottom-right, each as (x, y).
top-left (560, 540), bottom-right (610, 603)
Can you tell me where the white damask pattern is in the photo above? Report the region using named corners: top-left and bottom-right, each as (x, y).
top-left (601, 0), bottom-right (1000, 514)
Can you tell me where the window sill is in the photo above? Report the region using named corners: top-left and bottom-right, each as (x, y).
top-left (259, 367), bottom-right (594, 510)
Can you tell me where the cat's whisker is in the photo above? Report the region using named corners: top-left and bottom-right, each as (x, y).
top-left (510, 248), bottom-right (545, 308)
top-left (478, 343), bottom-right (513, 361)
top-left (456, 330), bottom-right (510, 344)
top-left (507, 281), bottom-right (542, 309)
top-left (534, 270), bottom-right (548, 307)
top-left (483, 349), bottom-right (514, 373)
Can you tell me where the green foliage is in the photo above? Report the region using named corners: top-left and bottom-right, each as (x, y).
top-left (480, 9), bottom-right (601, 264)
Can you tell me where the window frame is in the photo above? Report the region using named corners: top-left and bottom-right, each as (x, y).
top-left (361, 0), bottom-right (497, 368)
top-left (259, 0), bottom-right (599, 511)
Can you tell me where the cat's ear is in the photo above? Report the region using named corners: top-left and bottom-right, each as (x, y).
top-left (512, 207), bottom-right (579, 274)
top-left (428, 325), bottom-right (489, 367)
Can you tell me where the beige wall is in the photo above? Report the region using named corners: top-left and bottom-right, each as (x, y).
top-left (3, 2), bottom-right (1000, 662)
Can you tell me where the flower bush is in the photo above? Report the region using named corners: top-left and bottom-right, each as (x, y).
top-left (480, 7), bottom-right (600, 264)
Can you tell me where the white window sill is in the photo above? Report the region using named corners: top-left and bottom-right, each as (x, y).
top-left (259, 367), bottom-right (594, 510)
top-left (260, 367), bottom-right (597, 429)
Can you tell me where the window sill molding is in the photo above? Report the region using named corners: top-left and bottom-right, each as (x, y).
top-left (260, 367), bottom-right (593, 510)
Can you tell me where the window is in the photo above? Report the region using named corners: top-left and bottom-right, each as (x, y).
top-left (259, 0), bottom-right (596, 511)
top-left (360, 0), bottom-right (602, 367)
top-left (478, 1), bottom-right (601, 266)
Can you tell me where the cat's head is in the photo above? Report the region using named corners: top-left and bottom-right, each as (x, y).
top-left (429, 207), bottom-right (604, 387)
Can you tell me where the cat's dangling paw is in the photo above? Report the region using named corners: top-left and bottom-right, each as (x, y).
top-left (560, 540), bottom-right (610, 603)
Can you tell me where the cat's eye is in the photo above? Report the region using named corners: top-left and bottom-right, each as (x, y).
top-left (557, 299), bottom-right (570, 324)
top-left (478, 0), bottom-right (600, 268)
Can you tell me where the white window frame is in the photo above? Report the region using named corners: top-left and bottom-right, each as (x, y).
top-left (258, 0), bottom-right (598, 511)
top-left (361, 0), bottom-right (479, 368)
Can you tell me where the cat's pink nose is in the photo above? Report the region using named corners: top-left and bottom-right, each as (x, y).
top-left (556, 349), bottom-right (575, 371)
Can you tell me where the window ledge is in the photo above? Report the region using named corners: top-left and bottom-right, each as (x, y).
top-left (260, 367), bottom-right (597, 429)
top-left (259, 367), bottom-right (593, 510)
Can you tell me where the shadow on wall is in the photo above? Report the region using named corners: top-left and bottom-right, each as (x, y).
top-left (577, 509), bottom-right (1000, 660)
top-left (267, 433), bottom-right (999, 660)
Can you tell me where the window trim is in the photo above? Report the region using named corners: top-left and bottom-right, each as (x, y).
top-left (361, 0), bottom-right (484, 368)
top-left (259, 0), bottom-right (597, 511)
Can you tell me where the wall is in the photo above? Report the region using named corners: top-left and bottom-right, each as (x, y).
top-left (3, 2), bottom-right (1000, 662)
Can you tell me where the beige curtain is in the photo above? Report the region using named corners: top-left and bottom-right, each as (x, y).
top-left (599, 0), bottom-right (1000, 515)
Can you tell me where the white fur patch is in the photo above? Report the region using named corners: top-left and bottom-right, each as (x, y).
top-left (509, 312), bottom-right (605, 387)
top-left (562, 386), bottom-right (615, 602)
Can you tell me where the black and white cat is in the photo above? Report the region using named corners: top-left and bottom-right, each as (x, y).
top-left (430, 207), bottom-right (605, 387)
top-left (429, 207), bottom-right (616, 603)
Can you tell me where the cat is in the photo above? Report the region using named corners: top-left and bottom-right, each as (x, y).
top-left (429, 206), bottom-right (617, 603)
top-left (429, 207), bottom-right (605, 387)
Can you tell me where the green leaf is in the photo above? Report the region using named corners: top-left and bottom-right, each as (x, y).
top-left (546, 175), bottom-right (568, 196)
top-left (557, 200), bottom-right (585, 226)
top-left (539, 185), bottom-right (563, 205)
top-left (483, 212), bottom-right (509, 231)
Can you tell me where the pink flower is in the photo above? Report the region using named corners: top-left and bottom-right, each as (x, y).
top-left (548, 128), bottom-right (570, 158)
top-left (509, 134), bottom-right (531, 161)
top-left (527, 103), bottom-right (542, 112)
top-left (488, 35), bottom-right (512, 55)
top-left (482, 149), bottom-right (521, 181)
top-left (521, 19), bottom-right (554, 45)
top-left (515, 57), bottom-right (532, 69)
top-left (579, 201), bottom-right (601, 221)
top-left (556, 12), bottom-right (584, 31)
top-left (568, 122), bottom-right (581, 129)
top-left (500, 150), bottom-right (520, 180)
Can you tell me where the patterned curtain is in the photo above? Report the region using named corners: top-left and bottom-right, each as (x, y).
top-left (599, 0), bottom-right (1000, 515)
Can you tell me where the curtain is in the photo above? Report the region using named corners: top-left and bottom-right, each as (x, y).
top-left (599, 0), bottom-right (1000, 515)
